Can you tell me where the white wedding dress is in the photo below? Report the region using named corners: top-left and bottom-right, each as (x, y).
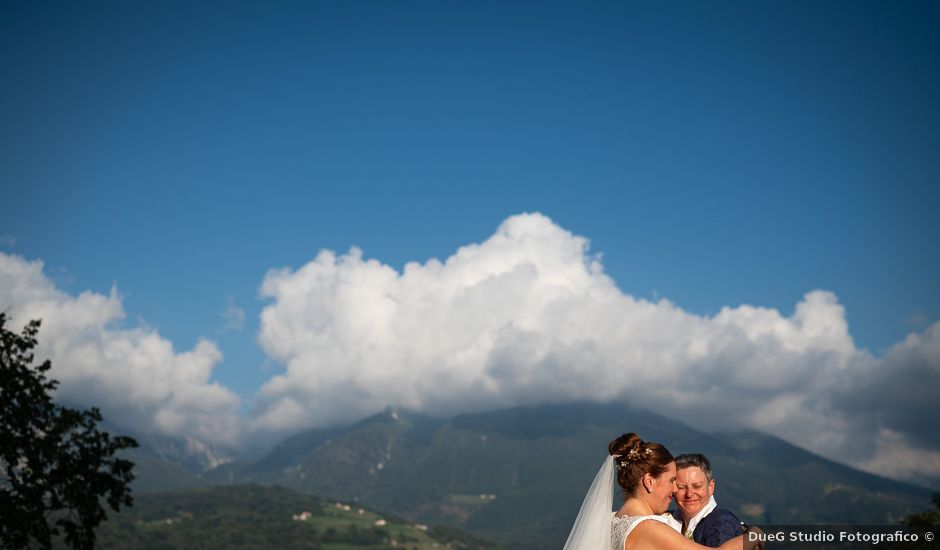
top-left (610, 513), bottom-right (682, 550)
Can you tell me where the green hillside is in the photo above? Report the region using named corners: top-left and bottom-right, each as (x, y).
top-left (128, 454), bottom-right (210, 493)
top-left (86, 485), bottom-right (499, 550)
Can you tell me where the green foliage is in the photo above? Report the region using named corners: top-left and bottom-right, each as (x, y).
top-left (92, 485), bottom-right (324, 549)
top-left (903, 493), bottom-right (940, 528)
top-left (427, 525), bottom-right (502, 550)
top-left (90, 484), bottom-right (500, 549)
top-left (0, 314), bottom-right (138, 550)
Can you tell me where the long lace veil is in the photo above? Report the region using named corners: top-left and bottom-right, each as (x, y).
top-left (562, 455), bottom-right (615, 550)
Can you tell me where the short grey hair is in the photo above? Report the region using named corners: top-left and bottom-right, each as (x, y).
top-left (675, 453), bottom-right (713, 480)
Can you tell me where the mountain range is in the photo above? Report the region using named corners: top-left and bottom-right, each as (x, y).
top-left (125, 402), bottom-right (934, 549)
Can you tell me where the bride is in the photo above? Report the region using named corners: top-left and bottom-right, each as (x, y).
top-left (564, 433), bottom-right (761, 550)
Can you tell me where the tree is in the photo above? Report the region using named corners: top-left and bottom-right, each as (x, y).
top-left (0, 313), bottom-right (138, 550)
top-left (904, 492), bottom-right (940, 528)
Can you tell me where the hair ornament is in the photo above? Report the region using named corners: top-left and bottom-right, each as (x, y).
top-left (626, 440), bottom-right (652, 461)
top-left (614, 440), bottom-right (652, 468)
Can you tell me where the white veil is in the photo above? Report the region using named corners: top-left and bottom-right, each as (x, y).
top-left (562, 455), bottom-right (616, 550)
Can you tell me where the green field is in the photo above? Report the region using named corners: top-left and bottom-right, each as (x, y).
top-left (81, 485), bottom-right (499, 550)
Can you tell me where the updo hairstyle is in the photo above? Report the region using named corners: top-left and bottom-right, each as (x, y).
top-left (608, 433), bottom-right (674, 495)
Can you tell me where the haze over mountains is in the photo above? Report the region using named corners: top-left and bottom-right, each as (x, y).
top-left (123, 402), bottom-right (933, 549)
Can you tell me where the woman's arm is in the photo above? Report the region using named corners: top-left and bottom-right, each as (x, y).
top-left (628, 521), bottom-right (762, 550)
top-left (628, 521), bottom-right (710, 550)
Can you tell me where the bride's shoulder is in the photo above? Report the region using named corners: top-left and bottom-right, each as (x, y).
top-left (612, 512), bottom-right (679, 529)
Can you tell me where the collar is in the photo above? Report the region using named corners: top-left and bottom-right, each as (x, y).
top-left (684, 495), bottom-right (718, 538)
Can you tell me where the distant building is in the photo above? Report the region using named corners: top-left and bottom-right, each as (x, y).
top-left (292, 511), bottom-right (313, 521)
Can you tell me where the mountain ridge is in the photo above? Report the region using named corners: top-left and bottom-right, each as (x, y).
top-left (184, 402), bottom-right (930, 549)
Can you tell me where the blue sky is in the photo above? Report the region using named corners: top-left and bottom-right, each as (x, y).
top-left (2, 1), bottom-right (939, 479)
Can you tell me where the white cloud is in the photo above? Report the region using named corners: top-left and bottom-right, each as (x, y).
top-left (4, 213), bottom-right (937, 485)
top-left (253, 212), bottom-right (940, 485)
top-left (0, 252), bottom-right (241, 447)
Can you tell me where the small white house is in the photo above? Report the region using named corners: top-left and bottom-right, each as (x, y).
top-left (292, 511), bottom-right (313, 521)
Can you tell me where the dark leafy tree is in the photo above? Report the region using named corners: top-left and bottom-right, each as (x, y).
top-left (904, 493), bottom-right (940, 527)
top-left (0, 313), bottom-right (138, 550)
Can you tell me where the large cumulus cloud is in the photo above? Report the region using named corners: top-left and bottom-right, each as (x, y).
top-left (0, 253), bottom-right (241, 446)
top-left (254, 212), bottom-right (940, 485)
top-left (4, 212), bottom-right (937, 485)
